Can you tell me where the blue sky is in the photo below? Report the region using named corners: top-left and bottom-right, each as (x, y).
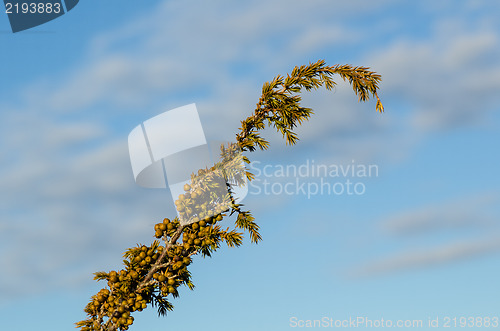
top-left (1, 1), bottom-right (500, 330)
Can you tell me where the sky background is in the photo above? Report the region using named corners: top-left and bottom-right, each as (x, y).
top-left (1, 0), bottom-right (500, 330)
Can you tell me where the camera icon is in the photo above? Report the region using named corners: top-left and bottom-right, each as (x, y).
top-left (128, 104), bottom-right (248, 226)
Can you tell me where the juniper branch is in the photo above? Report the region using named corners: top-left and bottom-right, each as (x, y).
top-left (77, 59), bottom-right (383, 331)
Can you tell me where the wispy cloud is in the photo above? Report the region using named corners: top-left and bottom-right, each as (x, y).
top-left (350, 236), bottom-right (500, 277)
top-left (348, 193), bottom-right (500, 277)
top-left (370, 17), bottom-right (500, 130)
top-left (381, 193), bottom-right (500, 235)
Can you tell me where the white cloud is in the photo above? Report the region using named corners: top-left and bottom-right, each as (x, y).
top-left (346, 193), bottom-right (500, 277)
top-left (369, 18), bottom-right (500, 130)
top-left (289, 25), bottom-right (360, 54)
top-left (350, 236), bottom-right (500, 277)
top-left (381, 193), bottom-right (500, 235)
